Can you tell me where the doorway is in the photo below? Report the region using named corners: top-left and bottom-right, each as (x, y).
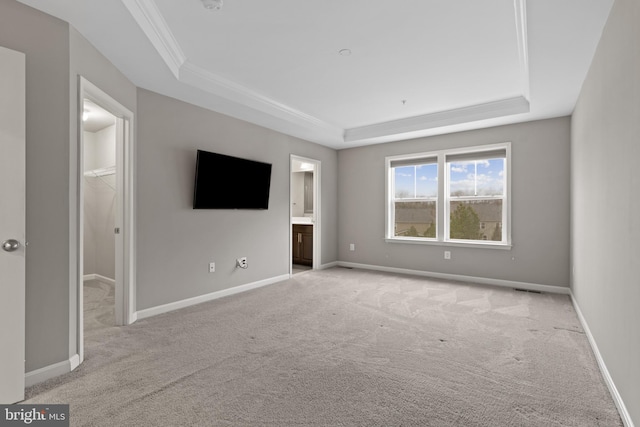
top-left (76, 78), bottom-right (135, 364)
top-left (290, 155), bottom-right (321, 275)
top-left (82, 100), bottom-right (117, 342)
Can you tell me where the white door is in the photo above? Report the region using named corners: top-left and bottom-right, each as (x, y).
top-left (0, 46), bottom-right (26, 403)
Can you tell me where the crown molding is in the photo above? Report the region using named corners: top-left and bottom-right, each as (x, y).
top-left (514, 0), bottom-right (530, 100)
top-left (121, 0), bottom-right (186, 79)
top-left (344, 96), bottom-right (530, 142)
top-left (179, 62), bottom-right (343, 136)
top-left (344, 0), bottom-right (531, 143)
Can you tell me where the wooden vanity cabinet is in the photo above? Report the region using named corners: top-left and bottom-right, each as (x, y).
top-left (292, 224), bottom-right (313, 266)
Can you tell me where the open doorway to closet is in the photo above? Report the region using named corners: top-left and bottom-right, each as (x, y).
top-left (290, 155), bottom-right (321, 275)
top-left (82, 100), bottom-right (117, 343)
top-left (75, 78), bottom-right (136, 365)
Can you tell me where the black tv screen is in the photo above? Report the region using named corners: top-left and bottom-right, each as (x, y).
top-left (193, 150), bottom-right (272, 209)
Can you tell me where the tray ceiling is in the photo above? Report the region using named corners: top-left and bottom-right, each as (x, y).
top-left (17, 0), bottom-right (614, 148)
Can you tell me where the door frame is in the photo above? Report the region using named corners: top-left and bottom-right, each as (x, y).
top-left (289, 155), bottom-right (321, 274)
top-left (72, 77), bottom-right (136, 364)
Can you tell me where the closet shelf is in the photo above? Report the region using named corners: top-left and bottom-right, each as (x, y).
top-left (84, 165), bottom-right (115, 177)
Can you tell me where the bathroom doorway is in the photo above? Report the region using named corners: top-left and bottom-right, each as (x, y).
top-left (290, 155), bottom-right (321, 275)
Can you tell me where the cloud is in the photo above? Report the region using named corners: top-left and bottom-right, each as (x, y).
top-left (450, 173), bottom-right (504, 196)
top-left (397, 172), bottom-right (413, 177)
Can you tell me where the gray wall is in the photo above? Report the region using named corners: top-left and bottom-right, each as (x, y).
top-left (0, 0), bottom-right (71, 372)
top-left (338, 117), bottom-right (571, 288)
top-left (0, 0), bottom-right (138, 372)
top-left (136, 89), bottom-right (338, 310)
top-left (571, 0), bottom-right (639, 423)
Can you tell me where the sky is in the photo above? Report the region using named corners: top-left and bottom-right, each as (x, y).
top-left (395, 159), bottom-right (504, 199)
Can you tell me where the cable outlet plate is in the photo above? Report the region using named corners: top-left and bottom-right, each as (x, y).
top-left (236, 257), bottom-right (248, 269)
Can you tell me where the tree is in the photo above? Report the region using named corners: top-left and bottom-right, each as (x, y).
top-left (450, 204), bottom-right (481, 240)
top-left (491, 222), bottom-right (502, 241)
top-left (407, 225), bottom-right (418, 237)
top-left (424, 222), bottom-right (436, 238)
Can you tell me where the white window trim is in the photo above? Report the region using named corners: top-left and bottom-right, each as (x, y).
top-left (385, 142), bottom-right (512, 249)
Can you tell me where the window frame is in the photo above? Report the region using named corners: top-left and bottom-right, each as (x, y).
top-left (385, 142), bottom-right (511, 249)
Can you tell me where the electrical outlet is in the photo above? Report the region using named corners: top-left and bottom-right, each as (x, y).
top-left (209, 262), bottom-right (215, 273)
top-left (444, 251), bottom-right (451, 260)
top-left (236, 257), bottom-right (248, 269)
top-left (349, 243), bottom-right (355, 251)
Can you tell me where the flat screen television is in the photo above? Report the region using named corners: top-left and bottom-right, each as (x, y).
top-left (193, 149), bottom-right (272, 209)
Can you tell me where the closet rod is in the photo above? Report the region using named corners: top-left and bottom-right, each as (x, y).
top-left (84, 165), bottom-right (116, 191)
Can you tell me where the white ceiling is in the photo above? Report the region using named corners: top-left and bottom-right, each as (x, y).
top-left (17, 0), bottom-right (613, 149)
top-left (82, 99), bottom-right (116, 133)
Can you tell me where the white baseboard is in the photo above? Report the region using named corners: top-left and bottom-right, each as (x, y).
top-left (337, 261), bottom-right (570, 295)
top-left (135, 274), bottom-right (290, 321)
top-left (318, 261), bottom-right (339, 270)
top-left (69, 354), bottom-right (80, 371)
top-left (570, 293), bottom-right (634, 427)
top-left (25, 354), bottom-right (80, 388)
top-left (83, 274), bottom-right (115, 286)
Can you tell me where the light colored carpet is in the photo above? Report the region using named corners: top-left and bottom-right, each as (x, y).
top-left (292, 264), bottom-right (312, 275)
top-left (25, 268), bottom-right (621, 426)
top-left (83, 279), bottom-right (115, 334)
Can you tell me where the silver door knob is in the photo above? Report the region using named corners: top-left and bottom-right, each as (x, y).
top-left (2, 239), bottom-right (20, 252)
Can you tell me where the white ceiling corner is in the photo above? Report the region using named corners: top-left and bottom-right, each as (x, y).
top-left (179, 62), bottom-right (344, 137)
top-left (122, 0), bottom-right (344, 140)
top-left (346, 0), bottom-right (532, 144)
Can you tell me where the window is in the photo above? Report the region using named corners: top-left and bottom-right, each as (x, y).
top-left (386, 143), bottom-right (510, 247)
top-left (389, 157), bottom-right (438, 239)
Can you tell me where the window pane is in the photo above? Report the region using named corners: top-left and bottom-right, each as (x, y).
top-left (415, 164), bottom-right (438, 198)
top-left (476, 159), bottom-right (504, 196)
top-left (394, 201), bottom-right (436, 238)
top-left (449, 158), bottom-right (504, 197)
top-left (394, 164), bottom-right (437, 199)
top-left (449, 200), bottom-right (503, 241)
top-left (394, 166), bottom-right (415, 198)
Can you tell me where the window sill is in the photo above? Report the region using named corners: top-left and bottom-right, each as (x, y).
top-left (385, 237), bottom-right (512, 250)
